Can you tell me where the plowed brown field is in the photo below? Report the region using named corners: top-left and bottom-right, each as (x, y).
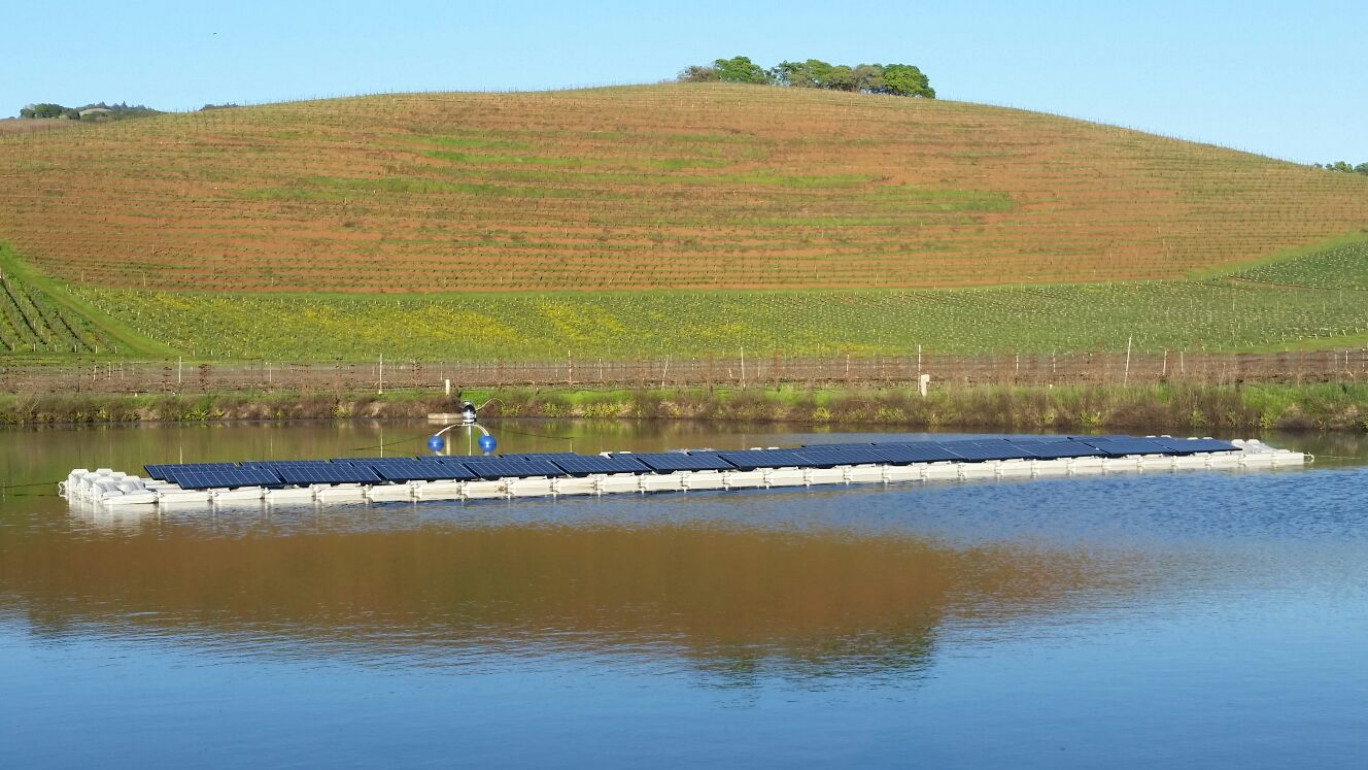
top-left (1, 84), bottom-right (1366, 293)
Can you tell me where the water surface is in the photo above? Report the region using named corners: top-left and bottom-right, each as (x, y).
top-left (1, 422), bottom-right (1365, 768)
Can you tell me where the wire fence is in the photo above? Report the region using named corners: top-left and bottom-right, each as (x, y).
top-left (5, 349), bottom-right (1367, 395)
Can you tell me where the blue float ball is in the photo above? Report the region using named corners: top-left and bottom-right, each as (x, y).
top-left (427, 435), bottom-right (445, 452)
top-left (478, 434), bottom-right (497, 455)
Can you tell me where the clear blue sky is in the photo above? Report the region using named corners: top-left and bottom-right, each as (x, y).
top-left (7, 0), bottom-right (1364, 163)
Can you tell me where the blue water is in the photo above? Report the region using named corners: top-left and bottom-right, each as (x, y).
top-left (1, 424), bottom-right (1366, 768)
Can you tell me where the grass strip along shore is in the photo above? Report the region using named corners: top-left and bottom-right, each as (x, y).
top-left (3, 382), bottom-right (1365, 433)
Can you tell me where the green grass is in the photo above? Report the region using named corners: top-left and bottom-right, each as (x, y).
top-left (1230, 238), bottom-right (1368, 290)
top-left (55, 236), bottom-right (1368, 360)
top-left (2, 234), bottom-right (1363, 362)
top-left (0, 244), bottom-right (171, 357)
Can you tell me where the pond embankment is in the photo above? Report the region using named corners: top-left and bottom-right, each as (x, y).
top-left (2, 383), bottom-right (1366, 432)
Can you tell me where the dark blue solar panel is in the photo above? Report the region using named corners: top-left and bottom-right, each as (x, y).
top-left (499, 453), bottom-right (579, 462)
top-left (1157, 438), bottom-right (1237, 454)
top-left (1009, 441), bottom-right (1105, 459)
top-left (455, 458), bottom-right (566, 479)
top-left (799, 442), bottom-right (876, 451)
top-left (277, 465), bottom-right (381, 485)
top-left (431, 455), bottom-right (501, 464)
top-left (145, 462), bottom-right (240, 481)
top-left (330, 457), bottom-right (415, 465)
top-left (626, 452), bottom-right (737, 472)
top-left (1078, 437), bottom-right (1173, 456)
top-left (550, 455), bottom-right (651, 475)
top-left (794, 446), bottom-right (888, 466)
top-left (716, 450), bottom-right (810, 471)
top-left (867, 443), bottom-right (965, 464)
top-left (404, 463), bottom-right (477, 481)
top-left (348, 458), bottom-right (477, 482)
top-left (936, 441), bottom-right (1034, 461)
top-left (173, 468), bottom-right (284, 490)
top-left (241, 459), bottom-right (335, 470)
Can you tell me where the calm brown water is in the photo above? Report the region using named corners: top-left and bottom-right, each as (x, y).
top-left (2, 421), bottom-right (1366, 768)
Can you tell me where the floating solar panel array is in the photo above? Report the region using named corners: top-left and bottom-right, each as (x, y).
top-left (141, 435), bottom-right (1239, 489)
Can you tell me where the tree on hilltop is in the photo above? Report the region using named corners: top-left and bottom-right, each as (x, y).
top-left (713, 56), bottom-right (772, 84)
top-left (1317, 161), bottom-right (1368, 176)
top-left (880, 64), bottom-right (935, 98)
top-left (682, 57), bottom-right (935, 98)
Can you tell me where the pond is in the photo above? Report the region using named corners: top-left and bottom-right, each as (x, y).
top-left (1, 421), bottom-right (1365, 768)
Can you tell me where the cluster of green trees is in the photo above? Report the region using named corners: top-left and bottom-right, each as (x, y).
top-left (1315, 161), bottom-right (1368, 176)
top-left (17, 101), bottom-right (162, 122)
top-left (679, 56), bottom-right (934, 98)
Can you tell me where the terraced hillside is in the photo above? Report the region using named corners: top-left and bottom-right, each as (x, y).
top-left (2, 84), bottom-right (1366, 294)
top-left (57, 237), bottom-right (1368, 360)
top-left (0, 245), bottom-right (165, 357)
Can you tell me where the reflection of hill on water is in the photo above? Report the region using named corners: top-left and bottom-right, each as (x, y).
top-left (1, 519), bottom-right (1114, 683)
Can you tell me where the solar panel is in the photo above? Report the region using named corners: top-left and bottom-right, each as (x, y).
top-left (867, 443), bottom-right (966, 464)
top-left (329, 457), bottom-right (412, 465)
top-left (936, 441), bottom-right (1035, 461)
top-left (1157, 438), bottom-right (1238, 455)
top-left (455, 457), bottom-right (566, 479)
top-left (144, 462), bottom-right (240, 481)
top-left (437, 455), bottom-right (505, 464)
top-left (349, 458), bottom-right (477, 482)
top-left (1009, 441), bottom-right (1105, 459)
top-left (499, 452), bottom-right (579, 462)
top-left (626, 452), bottom-right (738, 472)
top-left (1078, 437), bottom-right (1173, 456)
top-left (173, 468), bottom-right (285, 490)
top-left (277, 465), bottom-right (382, 485)
top-left (795, 446), bottom-right (888, 466)
top-left (799, 442), bottom-right (876, 450)
top-left (715, 450), bottom-right (810, 471)
top-left (550, 455), bottom-right (651, 476)
top-left (241, 459), bottom-right (335, 469)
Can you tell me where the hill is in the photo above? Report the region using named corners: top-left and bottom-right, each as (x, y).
top-left (2, 84), bottom-right (1366, 294)
top-left (1, 84), bottom-right (1367, 361)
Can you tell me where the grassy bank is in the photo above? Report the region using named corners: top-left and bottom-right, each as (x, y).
top-left (2, 383), bottom-right (1365, 433)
